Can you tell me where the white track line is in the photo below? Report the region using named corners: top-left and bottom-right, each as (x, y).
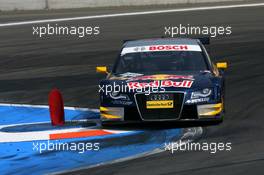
top-left (0, 103), bottom-right (99, 112)
top-left (0, 121), bottom-right (132, 142)
top-left (0, 122), bottom-right (87, 142)
top-left (0, 3), bottom-right (264, 27)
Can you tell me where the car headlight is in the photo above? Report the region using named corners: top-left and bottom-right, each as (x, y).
top-left (109, 91), bottom-right (130, 100)
top-left (191, 88), bottom-right (212, 99)
top-left (197, 103), bottom-right (222, 116)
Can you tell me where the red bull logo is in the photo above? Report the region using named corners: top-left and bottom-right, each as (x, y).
top-left (127, 80), bottom-right (193, 89)
top-left (128, 74), bottom-right (194, 81)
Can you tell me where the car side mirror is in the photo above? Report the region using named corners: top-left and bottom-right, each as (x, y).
top-left (216, 62), bottom-right (228, 70)
top-left (96, 66), bottom-right (108, 74)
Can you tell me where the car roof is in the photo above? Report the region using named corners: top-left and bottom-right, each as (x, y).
top-left (123, 38), bottom-right (200, 47)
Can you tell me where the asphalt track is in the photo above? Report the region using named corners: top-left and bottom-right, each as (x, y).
top-left (0, 2), bottom-right (264, 175)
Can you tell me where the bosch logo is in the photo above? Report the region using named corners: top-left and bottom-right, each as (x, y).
top-left (149, 45), bottom-right (188, 51)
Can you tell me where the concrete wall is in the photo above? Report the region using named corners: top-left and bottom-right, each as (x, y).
top-left (48, 0), bottom-right (241, 9)
top-left (0, 0), bottom-right (47, 11)
top-left (0, 0), bottom-right (244, 11)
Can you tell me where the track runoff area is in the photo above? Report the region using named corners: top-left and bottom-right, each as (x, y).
top-left (0, 1), bottom-right (263, 175)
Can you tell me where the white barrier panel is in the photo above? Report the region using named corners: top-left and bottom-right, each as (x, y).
top-left (0, 0), bottom-right (46, 11)
top-left (0, 0), bottom-right (243, 11)
top-left (48, 0), bottom-right (241, 9)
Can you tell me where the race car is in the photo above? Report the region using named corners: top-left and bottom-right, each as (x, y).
top-left (96, 38), bottom-right (227, 125)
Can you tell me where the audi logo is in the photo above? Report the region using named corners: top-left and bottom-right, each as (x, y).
top-left (150, 94), bottom-right (171, 101)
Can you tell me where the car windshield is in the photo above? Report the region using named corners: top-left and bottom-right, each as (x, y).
top-left (113, 50), bottom-right (209, 74)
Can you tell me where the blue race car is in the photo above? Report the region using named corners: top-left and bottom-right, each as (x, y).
top-left (96, 38), bottom-right (227, 125)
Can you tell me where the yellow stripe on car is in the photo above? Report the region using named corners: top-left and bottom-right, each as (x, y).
top-left (100, 106), bottom-right (109, 112)
top-left (101, 113), bottom-right (122, 119)
top-left (100, 106), bottom-right (124, 120)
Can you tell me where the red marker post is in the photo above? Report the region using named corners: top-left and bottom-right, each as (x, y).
top-left (48, 88), bottom-right (65, 126)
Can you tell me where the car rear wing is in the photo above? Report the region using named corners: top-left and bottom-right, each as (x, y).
top-left (123, 37), bottom-right (210, 45)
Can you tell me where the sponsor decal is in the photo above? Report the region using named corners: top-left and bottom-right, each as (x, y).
top-left (119, 72), bottom-right (144, 78)
top-left (127, 74), bottom-right (194, 81)
top-left (121, 45), bottom-right (201, 55)
top-left (109, 92), bottom-right (128, 100)
top-left (149, 45), bottom-right (188, 51)
top-left (109, 72), bottom-right (144, 80)
top-left (112, 101), bottom-right (133, 105)
top-left (186, 97), bottom-right (210, 104)
top-left (127, 80), bottom-right (193, 89)
top-left (146, 100), bottom-right (174, 109)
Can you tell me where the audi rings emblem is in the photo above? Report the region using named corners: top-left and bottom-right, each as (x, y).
top-left (150, 94), bottom-right (170, 101)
